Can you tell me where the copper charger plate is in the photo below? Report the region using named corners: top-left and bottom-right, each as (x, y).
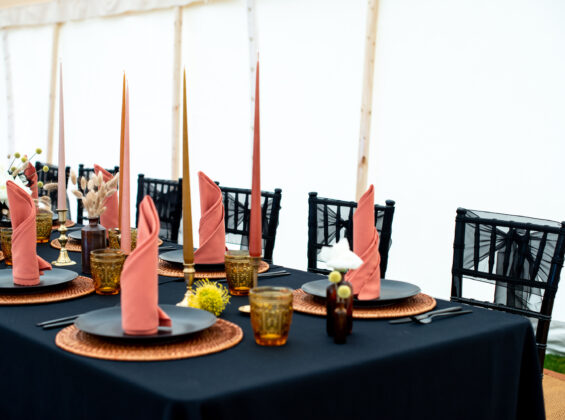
top-left (158, 258), bottom-right (270, 279)
top-left (293, 289), bottom-right (436, 319)
top-left (0, 276), bottom-right (94, 305)
top-left (56, 318), bottom-right (243, 361)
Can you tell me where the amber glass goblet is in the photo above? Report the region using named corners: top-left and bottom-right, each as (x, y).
top-left (90, 249), bottom-right (126, 295)
top-left (36, 212), bottom-right (52, 244)
top-left (0, 227), bottom-right (12, 266)
top-left (108, 228), bottom-right (138, 251)
top-left (249, 286), bottom-right (293, 346)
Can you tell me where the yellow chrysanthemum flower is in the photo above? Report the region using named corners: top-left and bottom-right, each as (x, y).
top-left (42, 165), bottom-right (49, 173)
top-left (14, 152), bottom-right (20, 158)
top-left (337, 285), bottom-right (351, 299)
top-left (20, 156), bottom-right (27, 163)
top-left (177, 279), bottom-right (230, 316)
top-left (35, 148), bottom-right (42, 154)
top-left (328, 270), bottom-right (342, 284)
top-left (37, 181), bottom-right (44, 188)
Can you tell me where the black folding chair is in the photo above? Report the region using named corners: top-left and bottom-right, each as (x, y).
top-left (451, 208), bottom-right (565, 368)
top-left (76, 164), bottom-right (119, 224)
top-left (216, 183), bottom-right (282, 264)
top-left (35, 161), bottom-right (71, 216)
top-left (307, 192), bottom-right (395, 277)
top-left (135, 174), bottom-right (182, 243)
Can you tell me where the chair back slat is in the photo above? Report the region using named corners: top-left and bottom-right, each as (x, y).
top-left (307, 192), bottom-right (396, 278)
top-left (135, 174), bottom-right (182, 242)
top-left (451, 207), bottom-right (565, 368)
top-left (35, 161), bottom-right (71, 216)
top-left (216, 183), bottom-right (282, 264)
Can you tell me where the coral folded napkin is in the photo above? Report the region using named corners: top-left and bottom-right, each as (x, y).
top-left (194, 171), bottom-right (226, 264)
top-left (346, 185), bottom-right (381, 300)
top-left (7, 181), bottom-right (52, 285)
top-left (121, 196), bottom-right (171, 335)
top-left (94, 164), bottom-right (118, 229)
top-left (24, 162), bottom-right (38, 199)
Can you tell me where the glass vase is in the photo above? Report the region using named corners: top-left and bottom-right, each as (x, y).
top-left (81, 218), bottom-right (107, 274)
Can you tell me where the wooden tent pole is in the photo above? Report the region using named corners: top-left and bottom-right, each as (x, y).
top-left (46, 22), bottom-right (61, 163)
top-left (355, 0), bottom-right (380, 200)
top-left (2, 30), bottom-right (15, 155)
top-left (171, 6), bottom-right (183, 180)
top-left (246, 0), bottom-right (259, 148)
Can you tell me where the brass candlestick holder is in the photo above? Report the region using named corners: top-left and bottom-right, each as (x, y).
top-left (250, 255), bottom-right (262, 289)
top-left (52, 209), bottom-right (76, 266)
top-left (183, 262), bottom-right (195, 289)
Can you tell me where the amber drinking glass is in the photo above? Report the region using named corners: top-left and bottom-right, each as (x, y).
top-left (224, 250), bottom-right (256, 296)
top-left (35, 212), bottom-right (52, 244)
top-left (108, 228), bottom-right (137, 251)
top-left (0, 227), bottom-right (12, 266)
top-left (90, 249), bottom-right (126, 295)
top-left (249, 286), bottom-right (293, 346)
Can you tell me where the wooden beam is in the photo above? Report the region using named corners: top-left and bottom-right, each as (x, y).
top-left (1, 30), bottom-right (14, 155)
top-left (246, 0), bottom-right (258, 147)
top-left (46, 22), bottom-right (61, 164)
top-left (356, 0), bottom-right (379, 200)
top-left (171, 5), bottom-right (183, 180)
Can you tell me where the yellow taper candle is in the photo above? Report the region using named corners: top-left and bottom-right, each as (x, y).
top-left (182, 69), bottom-right (194, 265)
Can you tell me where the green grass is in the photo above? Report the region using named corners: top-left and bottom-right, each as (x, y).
top-left (545, 354), bottom-right (565, 374)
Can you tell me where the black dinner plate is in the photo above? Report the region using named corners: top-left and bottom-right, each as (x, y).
top-left (301, 279), bottom-right (421, 308)
top-left (68, 230), bottom-right (81, 241)
top-left (0, 268), bottom-right (78, 293)
top-left (75, 305), bottom-right (217, 342)
top-left (159, 249), bottom-right (225, 271)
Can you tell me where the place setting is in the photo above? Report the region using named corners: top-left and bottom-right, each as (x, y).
top-left (53, 74), bottom-right (245, 361)
top-left (0, 180), bottom-right (94, 305)
top-left (293, 186), bottom-right (436, 320)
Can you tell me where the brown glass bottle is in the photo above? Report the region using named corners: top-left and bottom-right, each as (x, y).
top-left (81, 218), bottom-right (107, 274)
top-left (333, 302), bottom-right (348, 344)
top-left (326, 282), bottom-right (338, 336)
top-left (340, 279), bottom-right (354, 334)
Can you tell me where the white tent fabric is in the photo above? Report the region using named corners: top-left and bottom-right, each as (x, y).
top-left (0, 0), bottom-right (203, 29)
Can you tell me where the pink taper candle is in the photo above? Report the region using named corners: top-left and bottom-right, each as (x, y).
top-left (120, 82), bottom-right (131, 254)
top-left (249, 58), bottom-right (262, 257)
top-left (57, 64), bottom-right (66, 210)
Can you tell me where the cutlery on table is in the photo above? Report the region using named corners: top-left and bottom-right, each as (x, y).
top-left (37, 314), bottom-right (81, 327)
top-left (388, 306), bottom-right (463, 324)
top-left (41, 319), bottom-right (78, 329)
top-left (413, 309), bottom-right (472, 324)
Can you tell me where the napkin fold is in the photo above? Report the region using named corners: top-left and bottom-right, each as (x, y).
top-left (346, 185), bottom-right (381, 300)
top-left (93, 164), bottom-right (118, 229)
top-left (121, 196), bottom-right (171, 335)
top-left (194, 171), bottom-right (226, 264)
top-left (7, 181), bottom-right (52, 286)
top-left (23, 162), bottom-right (38, 199)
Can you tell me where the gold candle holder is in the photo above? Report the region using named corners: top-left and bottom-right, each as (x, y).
top-left (250, 256), bottom-right (262, 289)
top-left (52, 209), bottom-right (76, 266)
top-left (183, 262), bottom-right (195, 289)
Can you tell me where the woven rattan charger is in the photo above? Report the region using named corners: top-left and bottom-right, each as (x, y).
top-left (0, 276), bottom-right (94, 305)
top-left (56, 318), bottom-right (243, 361)
top-left (293, 289), bottom-right (436, 319)
top-left (52, 219), bottom-right (76, 230)
top-left (51, 238), bottom-right (163, 253)
top-left (158, 259), bottom-right (270, 279)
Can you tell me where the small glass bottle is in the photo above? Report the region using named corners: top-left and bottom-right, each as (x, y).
top-left (326, 270), bottom-right (342, 336)
top-left (339, 271), bottom-right (354, 334)
top-left (333, 285), bottom-right (352, 344)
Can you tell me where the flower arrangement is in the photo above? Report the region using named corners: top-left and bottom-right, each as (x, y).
top-left (177, 279), bottom-right (231, 316)
top-left (71, 171), bottom-right (118, 219)
top-left (319, 239), bottom-right (363, 272)
top-left (0, 149), bottom-right (48, 205)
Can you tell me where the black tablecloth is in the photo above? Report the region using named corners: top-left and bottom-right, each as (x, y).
top-left (0, 242), bottom-right (544, 420)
